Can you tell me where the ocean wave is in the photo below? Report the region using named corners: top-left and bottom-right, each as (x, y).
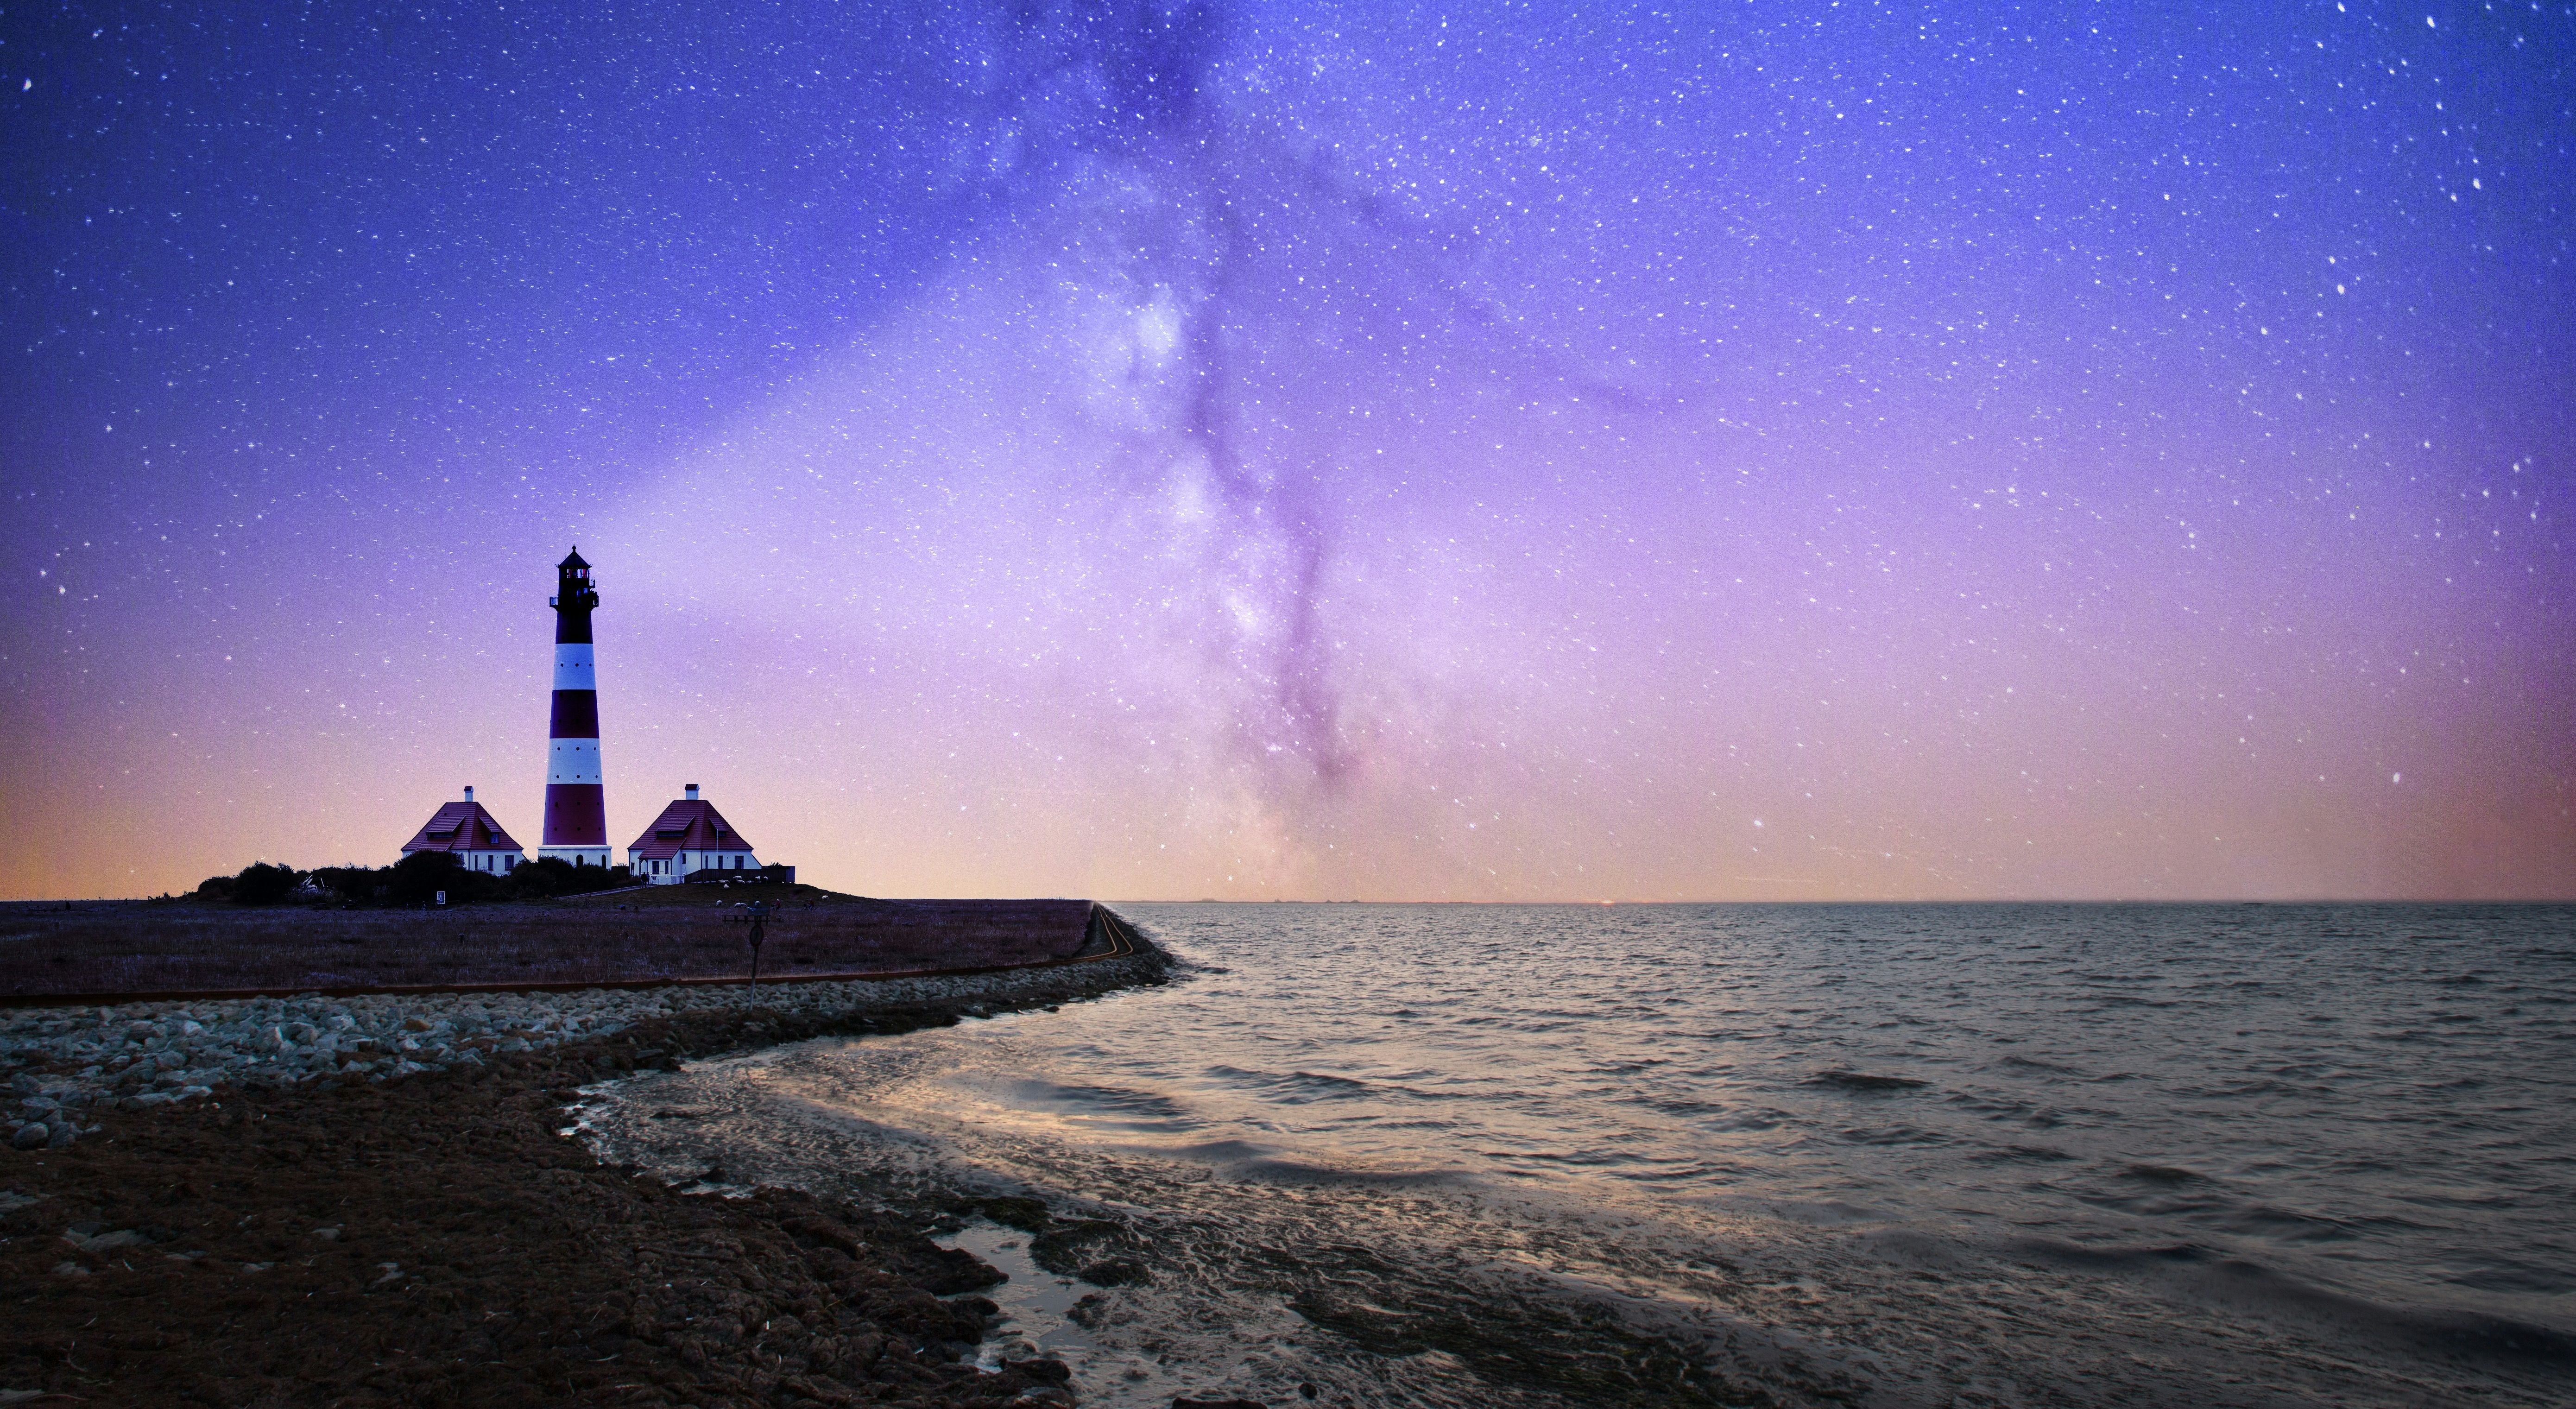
top-left (2014, 1238), bottom-right (2576, 1368)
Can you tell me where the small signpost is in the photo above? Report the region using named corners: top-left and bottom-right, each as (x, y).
top-left (743, 900), bottom-right (770, 986)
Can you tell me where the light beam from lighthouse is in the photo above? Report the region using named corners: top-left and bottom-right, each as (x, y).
top-left (540, 548), bottom-right (611, 867)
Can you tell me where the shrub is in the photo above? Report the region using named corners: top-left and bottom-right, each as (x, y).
top-left (508, 857), bottom-right (634, 898)
top-left (308, 866), bottom-right (385, 904)
top-left (198, 854), bottom-right (625, 908)
top-left (230, 862), bottom-right (303, 906)
top-left (386, 850), bottom-right (468, 905)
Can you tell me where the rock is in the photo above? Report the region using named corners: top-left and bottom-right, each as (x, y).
top-left (1173, 1400), bottom-right (1267, 1409)
top-left (9, 1123), bottom-right (45, 1150)
top-left (1078, 1258), bottom-right (1149, 1286)
top-left (44, 1122), bottom-right (76, 1150)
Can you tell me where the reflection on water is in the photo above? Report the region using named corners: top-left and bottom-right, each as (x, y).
top-left (585, 903), bottom-right (2576, 1406)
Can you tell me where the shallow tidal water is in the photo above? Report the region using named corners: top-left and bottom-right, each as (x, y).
top-left (584, 903), bottom-right (2576, 1407)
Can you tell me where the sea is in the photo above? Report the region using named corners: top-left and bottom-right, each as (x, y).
top-left (581, 903), bottom-right (2576, 1407)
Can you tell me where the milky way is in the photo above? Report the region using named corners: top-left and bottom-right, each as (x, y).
top-left (4, 1), bottom-right (2570, 900)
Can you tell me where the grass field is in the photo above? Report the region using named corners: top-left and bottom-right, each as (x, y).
top-left (0, 886), bottom-right (1108, 999)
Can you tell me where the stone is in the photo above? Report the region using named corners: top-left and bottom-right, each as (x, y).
top-left (9, 1123), bottom-right (45, 1150)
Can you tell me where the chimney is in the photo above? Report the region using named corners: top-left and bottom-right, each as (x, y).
top-left (464, 785), bottom-right (475, 803)
top-left (685, 783), bottom-right (700, 801)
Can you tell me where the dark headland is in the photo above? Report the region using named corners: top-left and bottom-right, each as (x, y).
top-left (0, 891), bottom-right (1175, 1407)
top-left (1, 885), bottom-right (1130, 1004)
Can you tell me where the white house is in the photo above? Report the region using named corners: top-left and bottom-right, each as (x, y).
top-left (399, 787), bottom-right (528, 874)
top-left (625, 784), bottom-right (759, 884)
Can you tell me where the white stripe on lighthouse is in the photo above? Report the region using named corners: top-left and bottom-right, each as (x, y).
top-left (547, 738), bottom-right (602, 784)
top-left (552, 643), bottom-right (596, 691)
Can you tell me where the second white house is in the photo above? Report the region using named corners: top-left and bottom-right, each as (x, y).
top-left (625, 784), bottom-right (760, 883)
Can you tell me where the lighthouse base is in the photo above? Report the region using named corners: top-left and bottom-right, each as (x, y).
top-left (538, 847), bottom-right (614, 868)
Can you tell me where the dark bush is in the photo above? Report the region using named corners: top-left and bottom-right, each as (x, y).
top-left (199, 854), bottom-right (630, 908)
top-left (507, 856), bottom-right (633, 898)
top-left (386, 850), bottom-right (468, 905)
top-left (307, 866), bottom-right (384, 904)
top-left (230, 862), bottom-right (303, 906)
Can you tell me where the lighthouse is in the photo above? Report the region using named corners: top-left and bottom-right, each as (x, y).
top-left (539, 548), bottom-right (612, 867)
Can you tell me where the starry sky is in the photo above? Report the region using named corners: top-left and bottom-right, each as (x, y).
top-left (4, 0), bottom-right (2571, 902)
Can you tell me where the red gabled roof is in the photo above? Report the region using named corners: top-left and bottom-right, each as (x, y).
top-left (625, 799), bottom-right (755, 860)
top-left (400, 801), bottom-right (525, 855)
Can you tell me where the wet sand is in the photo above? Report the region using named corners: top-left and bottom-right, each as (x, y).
top-left (0, 953), bottom-right (1166, 1407)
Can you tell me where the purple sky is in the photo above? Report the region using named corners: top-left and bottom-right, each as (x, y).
top-left (5, 0), bottom-right (2570, 900)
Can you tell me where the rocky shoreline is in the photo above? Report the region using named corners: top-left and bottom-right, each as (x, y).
top-left (0, 942), bottom-right (1174, 1407)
